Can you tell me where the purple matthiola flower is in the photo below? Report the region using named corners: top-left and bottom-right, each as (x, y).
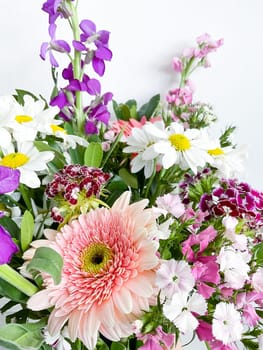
top-left (0, 166), bottom-right (20, 194)
top-left (84, 93), bottom-right (113, 135)
top-left (73, 19), bottom-right (112, 76)
top-left (42, 0), bottom-right (73, 24)
top-left (0, 226), bottom-right (19, 265)
top-left (40, 23), bottom-right (71, 67)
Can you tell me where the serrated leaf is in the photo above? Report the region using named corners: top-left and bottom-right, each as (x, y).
top-left (138, 94), bottom-right (160, 119)
top-left (0, 322), bottom-right (45, 350)
top-left (20, 211), bottom-right (34, 252)
top-left (84, 142), bottom-right (103, 167)
top-left (119, 168), bottom-right (138, 189)
top-left (26, 247), bottom-right (63, 285)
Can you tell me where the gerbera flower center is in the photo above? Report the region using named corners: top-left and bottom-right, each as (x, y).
top-left (0, 153), bottom-right (29, 168)
top-left (169, 133), bottom-right (191, 151)
top-left (51, 124), bottom-right (67, 134)
top-left (15, 115), bottom-right (33, 123)
top-left (208, 147), bottom-right (224, 156)
top-left (81, 242), bottom-right (113, 274)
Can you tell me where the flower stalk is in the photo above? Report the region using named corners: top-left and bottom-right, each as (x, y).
top-left (0, 264), bottom-right (38, 296)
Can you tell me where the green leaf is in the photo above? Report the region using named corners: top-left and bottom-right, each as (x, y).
top-left (13, 89), bottom-right (39, 105)
top-left (0, 321), bottom-right (45, 350)
top-left (84, 142), bottom-right (103, 167)
top-left (0, 216), bottom-right (20, 240)
top-left (20, 211), bottom-right (34, 252)
top-left (252, 242), bottom-right (263, 266)
top-left (138, 94), bottom-right (160, 119)
top-left (26, 247), bottom-right (63, 285)
top-left (0, 278), bottom-right (27, 303)
top-left (110, 343), bottom-right (126, 350)
top-left (118, 168), bottom-right (138, 189)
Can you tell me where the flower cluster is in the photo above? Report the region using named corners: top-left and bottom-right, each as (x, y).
top-left (0, 1), bottom-right (262, 350)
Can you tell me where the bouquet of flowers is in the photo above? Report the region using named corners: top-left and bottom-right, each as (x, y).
top-left (0, 1), bottom-right (262, 350)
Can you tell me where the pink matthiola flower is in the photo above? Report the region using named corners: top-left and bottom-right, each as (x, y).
top-left (192, 256), bottom-right (220, 298)
top-left (182, 225), bottom-right (217, 262)
top-left (156, 259), bottom-right (195, 299)
top-left (155, 193), bottom-right (185, 218)
top-left (27, 192), bottom-right (159, 350)
top-left (166, 86), bottom-right (193, 106)
top-left (172, 57), bottom-right (183, 73)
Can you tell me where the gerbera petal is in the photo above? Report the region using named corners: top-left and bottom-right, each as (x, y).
top-left (113, 287), bottom-right (133, 314)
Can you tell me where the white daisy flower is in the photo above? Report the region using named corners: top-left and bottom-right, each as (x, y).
top-left (0, 140), bottom-right (54, 188)
top-left (49, 124), bottom-right (88, 149)
top-left (212, 302), bottom-right (243, 345)
top-left (123, 121), bottom-right (164, 178)
top-left (145, 122), bottom-right (213, 173)
top-left (163, 291), bottom-right (207, 334)
top-left (6, 95), bottom-right (59, 142)
top-left (208, 142), bottom-right (248, 178)
top-left (0, 95), bottom-right (16, 147)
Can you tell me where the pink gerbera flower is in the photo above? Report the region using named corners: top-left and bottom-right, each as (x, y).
top-left (27, 191), bottom-right (159, 350)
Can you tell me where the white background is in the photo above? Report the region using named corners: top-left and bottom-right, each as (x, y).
top-left (1, 1), bottom-right (263, 349)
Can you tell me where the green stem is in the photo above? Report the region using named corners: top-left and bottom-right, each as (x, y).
top-left (68, 1), bottom-right (84, 135)
top-left (19, 184), bottom-right (32, 212)
top-left (0, 264), bottom-right (38, 296)
top-left (205, 341), bottom-right (211, 350)
top-left (143, 162), bottom-right (156, 200)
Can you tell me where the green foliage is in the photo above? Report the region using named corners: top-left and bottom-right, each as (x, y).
top-left (118, 168), bottom-right (138, 189)
top-left (84, 142), bottom-right (103, 167)
top-left (219, 125), bottom-right (236, 147)
top-left (0, 278), bottom-right (27, 303)
top-left (26, 247), bottom-right (63, 285)
top-left (252, 242), bottom-right (263, 266)
top-left (138, 94), bottom-right (160, 119)
top-left (20, 211), bottom-right (34, 252)
top-left (0, 321), bottom-right (45, 350)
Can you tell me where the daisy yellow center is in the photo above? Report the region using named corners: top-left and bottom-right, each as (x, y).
top-left (208, 147), bottom-right (225, 156)
top-left (169, 133), bottom-right (191, 151)
top-left (15, 115), bottom-right (33, 123)
top-left (0, 153), bottom-right (29, 168)
top-left (51, 124), bottom-right (67, 134)
top-left (81, 242), bottom-right (113, 274)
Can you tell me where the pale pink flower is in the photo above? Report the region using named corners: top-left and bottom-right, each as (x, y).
top-left (27, 192), bottom-right (159, 350)
top-left (252, 267), bottom-right (263, 292)
top-left (212, 302), bottom-right (243, 345)
top-left (156, 259), bottom-right (194, 299)
top-left (155, 193), bottom-right (185, 218)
